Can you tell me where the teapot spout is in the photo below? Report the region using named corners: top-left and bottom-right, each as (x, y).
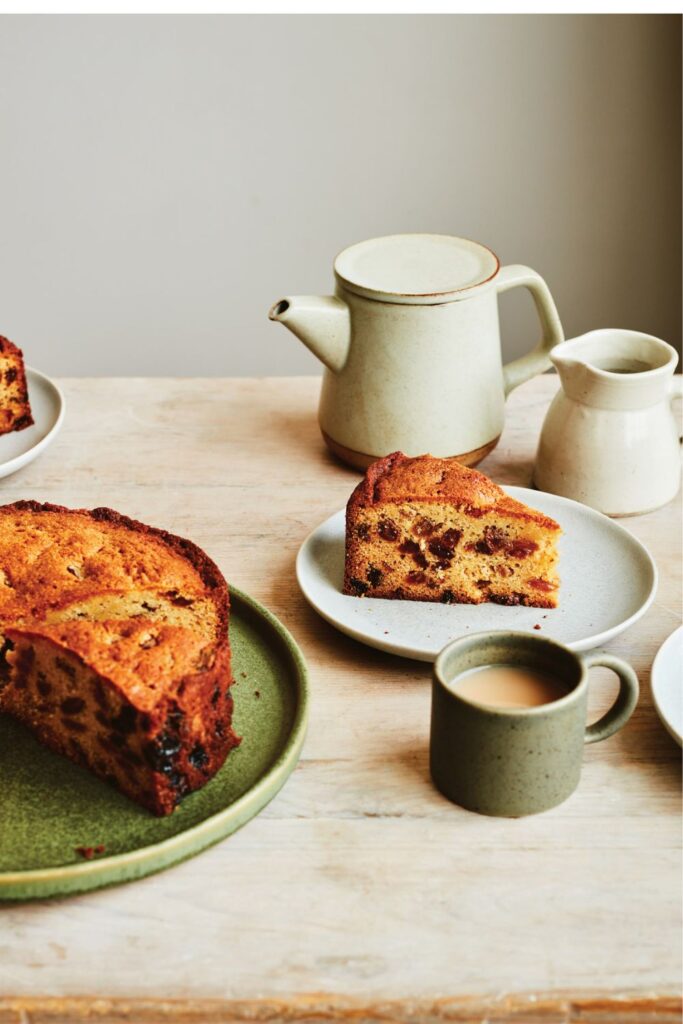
top-left (268, 295), bottom-right (351, 373)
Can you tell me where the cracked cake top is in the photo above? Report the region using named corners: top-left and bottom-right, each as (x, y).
top-left (348, 452), bottom-right (560, 530)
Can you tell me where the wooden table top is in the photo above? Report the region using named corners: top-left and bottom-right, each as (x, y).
top-left (1, 375), bottom-right (681, 1024)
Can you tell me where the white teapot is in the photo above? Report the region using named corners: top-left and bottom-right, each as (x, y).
top-left (269, 234), bottom-right (564, 469)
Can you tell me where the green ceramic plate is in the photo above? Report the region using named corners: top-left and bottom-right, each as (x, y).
top-left (0, 586), bottom-right (308, 901)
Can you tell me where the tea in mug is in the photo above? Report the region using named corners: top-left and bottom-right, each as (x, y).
top-left (451, 664), bottom-right (570, 708)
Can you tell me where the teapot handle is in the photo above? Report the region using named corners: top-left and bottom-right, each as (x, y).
top-left (496, 265), bottom-right (564, 397)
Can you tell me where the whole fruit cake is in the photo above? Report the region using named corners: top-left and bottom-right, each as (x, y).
top-left (0, 336), bottom-right (33, 435)
top-left (344, 452), bottom-right (561, 608)
top-left (0, 501), bottom-right (237, 815)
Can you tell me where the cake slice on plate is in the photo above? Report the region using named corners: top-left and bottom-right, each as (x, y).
top-left (0, 501), bottom-right (237, 815)
top-left (344, 452), bottom-right (561, 608)
top-left (0, 335), bottom-right (33, 435)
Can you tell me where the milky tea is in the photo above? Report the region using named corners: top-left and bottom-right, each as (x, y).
top-left (451, 664), bottom-right (570, 708)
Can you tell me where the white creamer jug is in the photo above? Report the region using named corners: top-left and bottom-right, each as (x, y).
top-left (535, 329), bottom-right (682, 515)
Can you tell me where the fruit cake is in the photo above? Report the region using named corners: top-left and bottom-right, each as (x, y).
top-left (344, 452), bottom-right (561, 608)
top-left (0, 501), bottom-right (237, 815)
top-left (0, 336), bottom-right (33, 435)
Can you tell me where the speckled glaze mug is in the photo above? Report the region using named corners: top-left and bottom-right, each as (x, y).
top-left (430, 632), bottom-right (639, 817)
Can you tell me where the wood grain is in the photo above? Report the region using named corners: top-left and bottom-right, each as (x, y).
top-left (0, 992), bottom-right (681, 1023)
top-left (0, 376), bottom-right (680, 1013)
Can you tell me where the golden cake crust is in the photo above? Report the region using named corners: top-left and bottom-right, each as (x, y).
top-left (0, 501), bottom-right (236, 815)
top-left (345, 453), bottom-right (561, 609)
top-left (7, 619), bottom-right (216, 711)
top-left (0, 336), bottom-right (23, 358)
top-left (0, 500), bottom-right (227, 628)
top-left (349, 451), bottom-right (559, 530)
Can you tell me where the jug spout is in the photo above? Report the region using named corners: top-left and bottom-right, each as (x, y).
top-left (268, 295), bottom-right (351, 374)
top-left (550, 350), bottom-right (582, 382)
top-left (550, 351), bottom-right (578, 371)
top-left (550, 331), bottom-right (679, 409)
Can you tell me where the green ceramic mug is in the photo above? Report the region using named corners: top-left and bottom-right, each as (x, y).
top-left (430, 631), bottom-right (639, 817)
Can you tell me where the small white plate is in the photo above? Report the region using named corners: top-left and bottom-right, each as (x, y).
top-left (651, 626), bottom-right (682, 746)
top-left (296, 487), bottom-right (658, 661)
top-left (0, 367), bottom-right (64, 480)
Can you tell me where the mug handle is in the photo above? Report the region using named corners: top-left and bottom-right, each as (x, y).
top-left (581, 653), bottom-right (639, 744)
top-left (496, 265), bottom-right (564, 396)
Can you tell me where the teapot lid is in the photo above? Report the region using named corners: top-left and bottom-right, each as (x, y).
top-left (334, 233), bottom-right (499, 304)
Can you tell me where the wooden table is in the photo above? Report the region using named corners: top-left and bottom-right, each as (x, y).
top-left (1, 376), bottom-right (681, 1024)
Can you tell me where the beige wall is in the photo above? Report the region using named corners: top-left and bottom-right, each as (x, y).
top-left (0, 14), bottom-right (680, 377)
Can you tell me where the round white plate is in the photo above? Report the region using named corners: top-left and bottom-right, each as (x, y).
top-left (296, 487), bottom-right (658, 661)
top-left (651, 626), bottom-right (682, 746)
top-left (0, 367), bottom-right (64, 480)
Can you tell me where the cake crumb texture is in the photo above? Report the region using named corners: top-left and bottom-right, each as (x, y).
top-left (344, 452), bottom-right (561, 608)
top-left (0, 335), bottom-right (33, 435)
top-left (0, 501), bottom-right (237, 815)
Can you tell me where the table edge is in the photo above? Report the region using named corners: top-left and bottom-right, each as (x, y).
top-left (1, 992), bottom-right (681, 1023)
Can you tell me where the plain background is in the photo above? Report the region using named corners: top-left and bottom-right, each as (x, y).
top-left (0, 13), bottom-right (680, 377)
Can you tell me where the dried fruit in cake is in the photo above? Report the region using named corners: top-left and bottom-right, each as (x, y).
top-left (0, 501), bottom-right (237, 815)
top-left (4, 619), bottom-right (234, 815)
top-left (0, 336), bottom-right (33, 435)
top-left (344, 452), bottom-right (561, 608)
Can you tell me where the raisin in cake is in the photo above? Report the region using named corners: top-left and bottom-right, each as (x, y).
top-left (344, 452), bottom-right (561, 608)
top-left (0, 501), bottom-right (237, 815)
top-left (0, 336), bottom-right (33, 435)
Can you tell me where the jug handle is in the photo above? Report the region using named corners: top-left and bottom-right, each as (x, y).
top-left (670, 375), bottom-right (682, 443)
top-left (496, 265), bottom-right (564, 397)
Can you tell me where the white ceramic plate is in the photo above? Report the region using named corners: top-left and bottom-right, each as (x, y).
top-left (296, 487), bottom-right (658, 661)
top-left (651, 626), bottom-right (682, 746)
top-left (0, 367), bottom-right (64, 480)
